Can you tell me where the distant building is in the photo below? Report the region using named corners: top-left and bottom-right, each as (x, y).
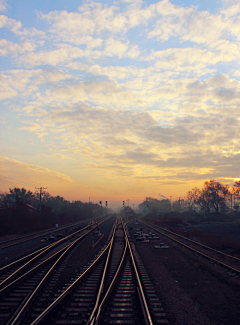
top-left (125, 207), bottom-right (133, 216)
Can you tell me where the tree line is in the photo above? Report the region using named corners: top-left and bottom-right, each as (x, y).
top-left (186, 180), bottom-right (240, 214)
top-left (0, 188), bottom-right (105, 236)
top-left (138, 180), bottom-right (240, 215)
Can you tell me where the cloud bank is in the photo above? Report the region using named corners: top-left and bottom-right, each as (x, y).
top-left (1, 0), bottom-right (240, 201)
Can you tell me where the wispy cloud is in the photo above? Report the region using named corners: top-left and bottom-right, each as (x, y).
top-left (1, 0), bottom-right (240, 202)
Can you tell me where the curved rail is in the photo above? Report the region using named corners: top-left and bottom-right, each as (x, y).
top-left (0, 217), bottom-right (113, 325)
top-left (86, 223), bottom-right (118, 325)
top-left (8, 225), bottom-right (98, 325)
top-left (87, 220), bottom-right (153, 325)
top-left (30, 219), bottom-right (155, 325)
top-left (0, 219), bottom-right (107, 291)
top-left (30, 223), bottom-right (117, 325)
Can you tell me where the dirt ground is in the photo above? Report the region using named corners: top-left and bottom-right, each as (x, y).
top-left (129, 219), bottom-right (240, 325)
top-left (186, 220), bottom-right (240, 242)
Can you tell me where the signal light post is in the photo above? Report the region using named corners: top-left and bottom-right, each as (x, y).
top-left (99, 201), bottom-right (102, 217)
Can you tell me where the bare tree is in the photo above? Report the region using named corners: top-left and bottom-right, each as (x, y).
top-left (233, 181), bottom-right (240, 210)
top-left (186, 187), bottom-right (201, 210)
top-left (202, 180), bottom-right (229, 214)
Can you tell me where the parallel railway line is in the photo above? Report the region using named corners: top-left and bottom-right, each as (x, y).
top-left (1, 218), bottom-right (169, 325)
top-left (0, 219), bottom-right (107, 290)
top-left (139, 220), bottom-right (240, 278)
top-left (3, 215), bottom-right (239, 324)
top-left (0, 218), bottom-right (100, 250)
top-left (0, 217), bottom-right (112, 325)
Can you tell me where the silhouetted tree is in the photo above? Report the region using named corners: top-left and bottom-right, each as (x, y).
top-left (233, 181), bottom-right (240, 195)
top-left (233, 181), bottom-right (240, 210)
top-left (7, 187), bottom-right (36, 206)
top-left (186, 187), bottom-right (202, 210)
top-left (203, 180), bottom-right (229, 213)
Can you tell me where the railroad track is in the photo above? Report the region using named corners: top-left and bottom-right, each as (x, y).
top-left (139, 220), bottom-right (240, 278)
top-left (0, 217), bottom-right (113, 325)
top-left (0, 218), bottom-right (101, 250)
top-left (0, 218), bottom-right (108, 289)
top-left (11, 219), bottom-right (169, 325)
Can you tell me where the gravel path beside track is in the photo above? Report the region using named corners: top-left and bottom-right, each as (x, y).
top-left (129, 222), bottom-right (240, 325)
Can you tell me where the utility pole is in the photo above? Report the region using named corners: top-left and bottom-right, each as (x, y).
top-left (35, 187), bottom-right (47, 218)
top-left (178, 197), bottom-right (181, 213)
top-left (127, 199), bottom-right (129, 207)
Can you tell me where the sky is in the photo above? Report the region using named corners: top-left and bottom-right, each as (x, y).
top-left (0, 0), bottom-right (240, 209)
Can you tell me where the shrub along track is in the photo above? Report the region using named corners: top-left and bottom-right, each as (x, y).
top-left (0, 217), bottom-right (114, 325)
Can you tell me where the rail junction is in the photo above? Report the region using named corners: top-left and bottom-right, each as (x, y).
top-left (3, 215), bottom-right (240, 324)
top-left (0, 216), bottom-right (169, 325)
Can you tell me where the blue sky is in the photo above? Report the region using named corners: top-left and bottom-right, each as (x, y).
top-left (0, 0), bottom-right (240, 208)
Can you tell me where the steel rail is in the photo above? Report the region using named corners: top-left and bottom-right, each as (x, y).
top-left (124, 223), bottom-right (153, 325)
top-left (0, 216), bottom-right (111, 291)
top-left (0, 222), bottom-right (101, 297)
top-left (6, 292), bottom-right (32, 325)
top-left (86, 222), bottom-right (117, 325)
top-left (30, 219), bottom-right (154, 325)
top-left (142, 220), bottom-right (240, 262)
top-left (93, 234), bottom-right (128, 325)
top-left (0, 216), bottom-right (110, 287)
top-left (0, 221), bottom-right (101, 290)
top-left (141, 221), bottom-right (240, 275)
top-left (89, 220), bottom-right (153, 325)
top-left (29, 235), bottom-right (114, 325)
top-left (0, 241), bottom-right (54, 273)
top-left (8, 223), bottom-right (101, 325)
top-left (0, 217), bottom-right (100, 249)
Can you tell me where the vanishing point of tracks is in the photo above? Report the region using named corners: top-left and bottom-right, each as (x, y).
top-left (0, 217), bottom-right (168, 325)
